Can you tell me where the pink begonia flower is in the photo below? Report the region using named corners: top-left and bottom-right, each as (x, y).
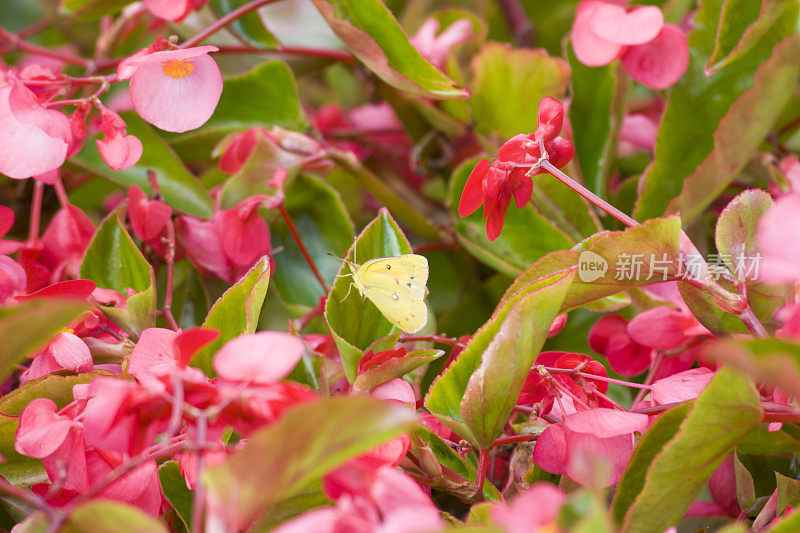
top-left (686, 455), bottom-right (739, 517)
top-left (627, 305), bottom-right (709, 350)
top-left (118, 45), bottom-right (222, 133)
top-left (127, 184), bottom-right (172, 242)
top-left (36, 204), bottom-right (96, 283)
top-left (177, 197), bottom-right (272, 282)
top-left (410, 18), bottom-right (473, 70)
top-left (571, 0), bottom-right (688, 89)
top-left (589, 314), bottom-right (652, 376)
top-left (619, 113), bottom-right (659, 152)
top-left (490, 483), bottom-right (566, 533)
top-left (20, 330), bottom-right (92, 384)
top-left (0, 256), bottom-right (27, 303)
top-left (0, 72), bottom-right (72, 179)
top-left (534, 408), bottom-right (648, 486)
top-left (213, 331), bottom-right (305, 385)
top-left (96, 109), bottom-right (143, 171)
top-left (0, 205), bottom-right (21, 255)
top-left (771, 156), bottom-right (800, 196)
top-left (758, 193), bottom-right (800, 283)
top-left (650, 367), bottom-right (714, 405)
top-left (144, 0), bottom-right (207, 21)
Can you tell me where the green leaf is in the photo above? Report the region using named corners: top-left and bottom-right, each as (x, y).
top-left (612, 403), bottom-right (692, 523)
top-left (272, 174), bottom-right (354, 310)
top-left (776, 472), bottom-right (800, 515)
top-left (324, 208), bottom-right (414, 382)
top-left (0, 299), bottom-right (90, 383)
top-left (703, 338), bottom-right (800, 399)
top-left (706, 0), bottom-right (796, 75)
top-left (190, 257), bottom-right (271, 376)
top-left (207, 61), bottom-right (306, 131)
top-left (0, 414), bottom-right (46, 486)
top-left (620, 368), bottom-right (763, 532)
top-left (470, 42), bottom-right (570, 138)
top-left (62, 501), bottom-right (167, 533)
top-left (203, 397), bottom-right (417, 528)
top-left (310, 0), bottom-right (467, 99)
top-left (737, 425), bottom-right (800, 454)
top-left (80, 203), bottom-right (152, 295)
top-left (449, 159), bottom-right (574, 277)
top-left (210, 0), bottom-right (279, 47)
top-left (352, 349), bottom-right (444, 394)
top-left (734, 451), bottom-right (756, 511)
top-left (567, 48), bottom-right (627, 196)
top-left (768, 509), bottom-right (800, 532)
top-left (500, 216), bottom-right (682, 312)
top-left (158, 461), bottom-right (193, 530)
top-left (69, 113), bottom-right (214, 218)
top-left (426, 269), bottom-right (574, 447)
top-left (0, 373), bottom-right (97, 415)
top-left (252, 480), bottom-right (332, 531)
top-left (634, 0), bottom-right (800, 222)
top-left (59, 0), bottom-right (128, 19)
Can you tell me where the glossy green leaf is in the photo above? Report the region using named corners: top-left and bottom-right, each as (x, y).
top-left (734, 451), bottom-right (756, 511)
top-left (272, 174), bottom-right (354, 310)
top-left (706, 0), bottom-right (795, 75)
top-left (191, 257), bottom-right (271, 376)
top-left (0, 300), bottom-right (90, 383)
top-left (613, 403), bottom-right (692, 523)
top-left (620, 368), bottom-right (763, 532)
top-left (449, 159), bottom-right (574, 277)
top-left (352, 349), bottom-right (443, 394)
top-left (210, 0), bottom-right (279, 47)
top-left (203, 397), bottom-right (416, 528)
top-left (567, 48), bottom-right (626, 196)
top-left (501, 216), bottom-right (682, 312)
top-left (470, 42), bottom-right (570, 138)
top-left (207, 61), bottom-right (305, 131)
top-left (737, 425), bottom-right (800, 454)
top-left (62, 501), bottom-right (167, 533)
top-left (426, 269), bottom-right (574, 447)
top-left (59, 0), bottom-right (128, 19)
top-left (79, 203), bottom-right (152, 295)
top-left (69, 113), bottom-right (214, 218)
top-left (0, 372), bottom-right (97, 415)
top-left (634, 0), bottom-right (800, 222)
top-left (324, 208), bottom-right (414, 382)
top-left (310, 0), bottom-right (467, 99)
top-left (158, 461), bottom-right (193, 530)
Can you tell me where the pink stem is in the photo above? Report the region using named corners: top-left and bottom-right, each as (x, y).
top-left (180, 0), bottom-right (283, 49)
top-left (0, 26), bottom-right (92, 68)
top-left (28, 180), bottom-right (44, 243)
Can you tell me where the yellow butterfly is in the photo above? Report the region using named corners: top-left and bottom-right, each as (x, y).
top-left (343, 254), bottom-right (429, 333)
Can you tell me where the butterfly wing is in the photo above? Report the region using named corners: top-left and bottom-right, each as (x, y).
top-left (362, 271), bottom-right (428, 333)
top-left (359, 254), bottom-right (428, 300)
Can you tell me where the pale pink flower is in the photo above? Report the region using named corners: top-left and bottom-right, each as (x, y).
top-left (650, 368), bottom-right (714, 405)
top-left (758, 193), bottom-right (800, 283)
top-left (0, 72), bottom-right (72, 179)
top-left (410, 18), bottom-right (473, 70)
top-left (118, 45), bottom-right (222, 133)
top-left (213, 331), bottom-right (305, 385)
top-left (490, 484), bottom-right (566, 533)
top-left (96, 109), bottom-right (143, 171)
top-left (144, 0), bottom-right (207, 21)
top-left (20, 330), bottom-right (92, 384)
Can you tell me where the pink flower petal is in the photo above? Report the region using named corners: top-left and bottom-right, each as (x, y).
top-left (491, 484), bottom-right (565, 533)
top-left (97, 133), bottom-right (143, 171)
top-left (0, 74), bottom-right (70, 179)
top-left (565, 430), bottom-right (632, 486)
top-left (371, 378), bottom-right (415, 405)
top-left (127, 327), bottom-right (178, 379)
top-left (563, 408), bottom-right (649, 438)
top-left (621, 24), bottom-right (689, 89)
top-left (49, 331), bottom-right (92, 373)
top-left (144, 0), bottom-right (193, 21)
top-left (758, 193), bottom-right (800, 283)
top-left (0, 205), bottom-right (14, 237)
top-left (651, 368), bottom-right (714, 405)
top-left (458, 159), bottom-right (489, 217)
top-left (173, 327), bottom-right (220, 368)
top-left (128, 185), bottom-right (173, 242)
top-left (589, 4), bottom-right (663, 45)
top-left (213, 331), bottom-right (305, 385)
top-left (15, 398), bottom-right (77, 458)
top-left (532, 424), bottom-right (567, 475)
top-left (627, 306), bottom-right (696, 350)
top-left (129, 50), bottom-right (222, 133)
top-left (571, 0), bottom-right (624, 67)
top-left (219, 206), bottom-right (271, 267)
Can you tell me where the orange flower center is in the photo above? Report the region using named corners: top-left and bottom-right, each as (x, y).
top-left (161, 59), bottom-right (195, 79)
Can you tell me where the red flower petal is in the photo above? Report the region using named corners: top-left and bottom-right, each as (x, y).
top-left (458, 159), bottom-right (490, 217)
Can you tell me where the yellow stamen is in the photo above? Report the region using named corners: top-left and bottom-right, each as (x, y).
top-left (161, 59), bottom-right (195, 80)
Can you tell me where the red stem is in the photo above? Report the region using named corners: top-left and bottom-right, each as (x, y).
top-left (191, 414), bottom-right (208, 533)
top-left (0, 26), bottom-right (92, 68)
top-left (543, 367), bottom-right (653, 390)
top-left (28, 180), bottom-right (44, 243)
top-left (161, 220), bottom-right (180, 331)
top-left (215, 44), bottom-right (353, 62)
top-left (475, 449), bottom-right (489, 500)
top-left (541, 160), bottom-right (639, 228)
top-left (179, 0), bottom-right (282, 49)
top-left (398, 334), bottom-right (464, 347)
top-left (278, 204), bottom-right (331, 293)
